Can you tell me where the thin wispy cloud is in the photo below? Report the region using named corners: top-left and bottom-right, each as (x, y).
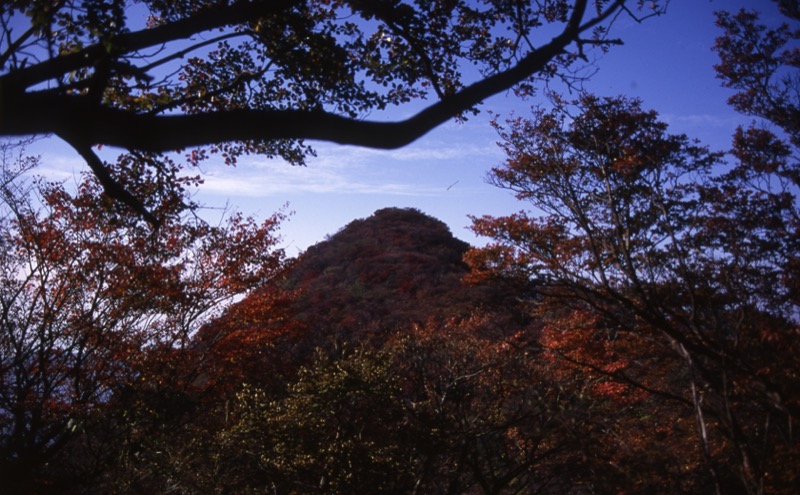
top-left (22, 147), bottom-right (89, 184)
top-left (662, 112), bottom-right (743, 130)
top-left (199, 159), bottom-right (445, 197)
top-left (307, 139), bottom-right (500, 166)
top-left (659, 112), bottom-right (749, 151)
top-left (23, 117), bottom-right (501, 201)
top-left (24, 139), bottom-right (492, 200)
top-left (200, 171), bottom-right (449, 197)
top-left (199, 136), bottom-right (501, 198)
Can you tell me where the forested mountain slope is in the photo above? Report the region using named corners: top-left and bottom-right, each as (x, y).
top-left (195, 207), bottom-right (518, 387)
top-left (283, 207), bottom-right (516, 345)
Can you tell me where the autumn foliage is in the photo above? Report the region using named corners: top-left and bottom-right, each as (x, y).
top-left (0, 153), bottom-right (287, 493)
top-left (467, 60), bottom-right (800, 495)
top-left (1, 2), bottom-right (799, 495)
top-left (0, 0), bottom-right (667, 223)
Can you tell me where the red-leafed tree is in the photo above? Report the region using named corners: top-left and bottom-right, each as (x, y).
top-left (0, 150), bottom-right (286, 493)
top-left (467, 91), bottom-right (800, 494)
top-left (714, 2), bottom-right (799, 149)
top-left (532, 304), bottom-right (713, 492)
top-left (0, 0), bottom-right (665, 221)
top-left (191, 279), bottom-right (307, 401)
top-left (712, 1), bottom-right (800, 312)
top-left (212, 316), bottom-right (599, 495)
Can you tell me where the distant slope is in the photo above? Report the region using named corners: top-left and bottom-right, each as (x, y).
top-left (283, 207), bottom-right (490, 346)
top-left (197, 207), bottom-right (521, 390)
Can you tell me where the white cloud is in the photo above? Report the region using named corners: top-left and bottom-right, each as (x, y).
top-left (19, 115), bottom-right (503, 202)
top-left (199, 159), bottom-right (444, 197)
top-left (18, 143), bottom-right (88, 183)
top-left (198, 134), bottom-right (501, 198)
top-left (661, 112), bottom-right (743, 130)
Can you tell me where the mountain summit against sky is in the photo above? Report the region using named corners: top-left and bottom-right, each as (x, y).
top-left (282, 207), bottom-right (501, 347)
top-left (193, 207), bottom-right (519, 397)
top-left (289, 207), bottom-right (469, 293)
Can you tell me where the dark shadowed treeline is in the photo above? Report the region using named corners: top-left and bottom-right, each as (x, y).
top-left (1, 1), bottom-right (798, 494)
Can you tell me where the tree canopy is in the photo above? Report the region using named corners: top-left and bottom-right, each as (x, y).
top-left (0, 0), bottom-right (663, 220)
top-left (466, 4), bottom-right (800, 491)
top-left (0, 147), bottom-right (287, 493)
top-left (3, 1), bottom-right (800, 494)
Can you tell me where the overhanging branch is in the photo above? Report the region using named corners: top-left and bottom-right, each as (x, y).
top-left (2, 0), bottom-right (296, 90)
top-left (61, 137), bottom-right (160, 227)
top-left (6, 0), bottom-right (595, 152)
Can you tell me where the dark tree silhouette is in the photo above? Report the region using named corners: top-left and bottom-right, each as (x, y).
top-left (0, 152), bottom-right (286, 494)
top-left (468, 92), bottom-right (800, 495)
top-left (0, 0), bottom-right (663, 219)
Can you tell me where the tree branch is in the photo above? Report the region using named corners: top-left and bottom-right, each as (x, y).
top-left (59, 137), bottom-right (160, 227)
top-left (1, 0), bottom-right (295, 90)
top-left (5, 0), bottom-right (595, 152)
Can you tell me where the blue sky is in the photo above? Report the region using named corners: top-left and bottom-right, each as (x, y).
top-left (27, 0), bottom-right (779, 255)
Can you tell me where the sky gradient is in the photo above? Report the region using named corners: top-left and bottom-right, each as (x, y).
top-left (28, 0), bottom-right (780, 255)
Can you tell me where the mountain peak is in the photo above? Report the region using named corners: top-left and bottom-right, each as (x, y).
top-left (283, 207), bottom-right (477, 345)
